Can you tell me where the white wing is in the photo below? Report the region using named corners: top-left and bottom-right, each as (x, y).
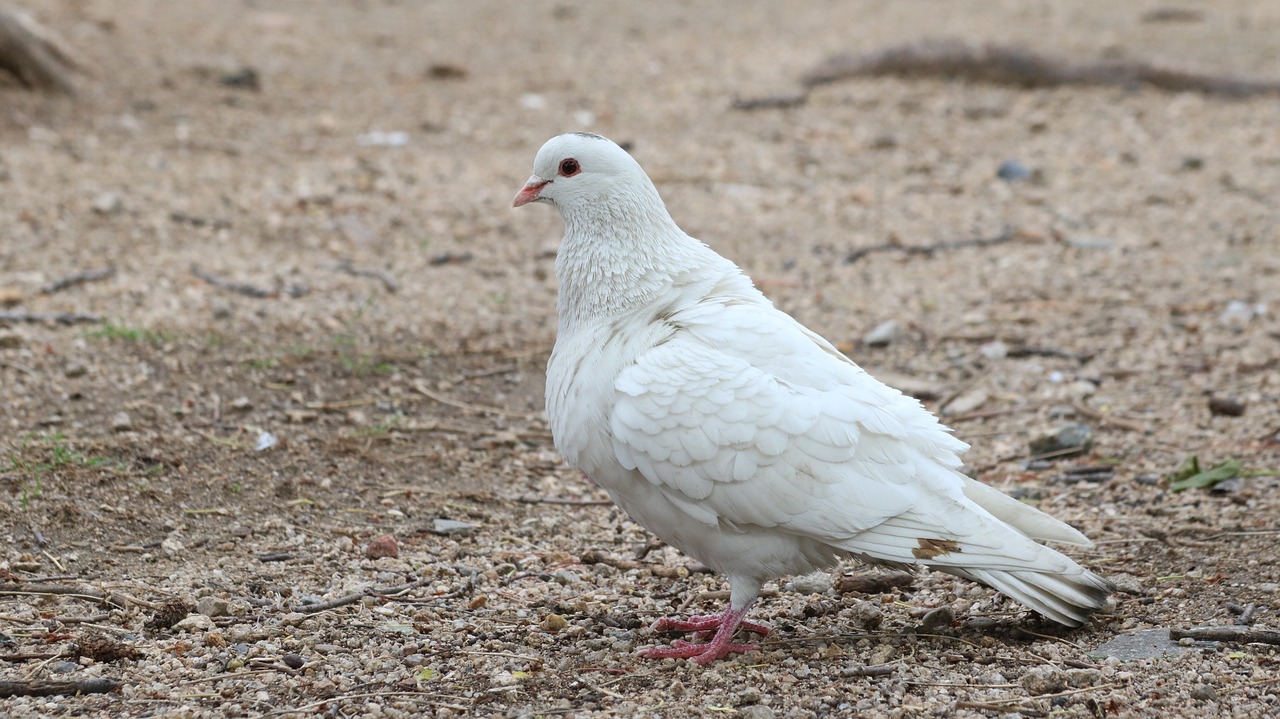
top-left (610, 297), bottom-right (1087, 574)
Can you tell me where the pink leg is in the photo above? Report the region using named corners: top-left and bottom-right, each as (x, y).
top-left (645, 604), bottom-right (768, 664)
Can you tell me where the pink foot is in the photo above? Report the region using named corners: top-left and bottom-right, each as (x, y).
top-left (651, 614), bottom-right (770, 636)
top-left (645, 605), bottom-right (767, 664)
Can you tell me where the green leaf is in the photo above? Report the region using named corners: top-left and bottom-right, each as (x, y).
top-left (1169, 458), bottom-right (1242, 492)
top-left (1167, 455), bottom-right (1201, 484)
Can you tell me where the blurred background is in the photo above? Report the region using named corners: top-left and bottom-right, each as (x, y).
top-left (1, 1), bottom-right (1278, 714)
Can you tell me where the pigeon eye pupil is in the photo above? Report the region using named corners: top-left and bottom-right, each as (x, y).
top-left (559, 159), bottom-right (580, 176)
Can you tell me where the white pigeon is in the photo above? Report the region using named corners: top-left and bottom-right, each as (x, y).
top-left (513, 132), bottom-right (1113, 663)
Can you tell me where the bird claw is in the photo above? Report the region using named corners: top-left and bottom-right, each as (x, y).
top-left (646, 607), bottom-right (770, 663)
top-left (644, 639), bottom-right (759, 664)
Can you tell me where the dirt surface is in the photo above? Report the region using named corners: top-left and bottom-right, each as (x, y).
top-left (2, 1), bottom-right (1279, 717)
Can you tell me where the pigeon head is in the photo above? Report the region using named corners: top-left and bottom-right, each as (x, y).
top-left (512, 133), bottom-right (659, 218)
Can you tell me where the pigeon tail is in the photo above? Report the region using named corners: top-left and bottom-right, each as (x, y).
top-left (941, 564), bottom-right (1114, 627)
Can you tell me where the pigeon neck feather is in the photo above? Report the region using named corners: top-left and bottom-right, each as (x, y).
top-left (554, 184), bottom-right (726, 330)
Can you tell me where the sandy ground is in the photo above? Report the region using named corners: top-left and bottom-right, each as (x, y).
top-left (1, 1), bottom-right (1279, 717)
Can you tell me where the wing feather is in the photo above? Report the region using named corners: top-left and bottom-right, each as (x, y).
top-left (608, 301), bottom-right (937, 537)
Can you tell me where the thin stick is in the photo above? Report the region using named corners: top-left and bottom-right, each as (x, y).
top-left (295, 577), bottom-right (430, 615)
top-left (268, 691), bottom-right (470, 715)
top-left (335, 261), bottom-right (399, 293)
top-left (191, 265), bottom-right (307, 298)
top-left (1170, 626), bottom-right (1280, 645)
top-left (991, 682), bottom-right (1122, 706)
top-left (501, 494), bottom-right (613, 506)
top-left (0, 678), bottom-right (120, 698)
top-left (803, 39), bottom-right (1280, 97)
top-left (0, 583), bottom-right (130, 608)
top-left (943, 406), bottom-right (1023, 423)
top-left (411, 380), bottom-right (543, 422)
top-left (845, 227), bottom-right (1015, 265)
top-left (40, 267), bottom-right (115, 295)
top-left (1072, 402), bottom-right (1147, 433)
top-left (0, 311), bottom-right (101, 325)
top-left (842, 665), bottom-right (896, 677)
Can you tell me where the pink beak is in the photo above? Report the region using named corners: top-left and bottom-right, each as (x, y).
top-left (512, 176), bottom-right (550, 208)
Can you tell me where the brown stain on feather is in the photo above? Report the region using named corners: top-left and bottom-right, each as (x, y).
top-left (913, 538), bottom-right (962, 560)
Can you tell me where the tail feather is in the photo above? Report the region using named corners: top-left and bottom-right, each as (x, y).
top-left (961, 476), bottom-right (1091, 546)
top-left (942, 563), bottom-right (1114, 627)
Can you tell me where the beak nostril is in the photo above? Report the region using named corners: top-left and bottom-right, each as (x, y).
top-left (512, 177), bottom-right (551, 208)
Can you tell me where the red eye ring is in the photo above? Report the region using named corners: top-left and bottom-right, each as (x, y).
top-left (558, 158), bottom-right (581, 177)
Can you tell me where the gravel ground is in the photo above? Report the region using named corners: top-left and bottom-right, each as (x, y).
top-left (2, 1), bottom-right (1279, 717)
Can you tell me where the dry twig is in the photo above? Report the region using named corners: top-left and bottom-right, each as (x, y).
top-left (0, 311), bottom-right (101, 325)
top-left (841, 664), bottom-right (896, 677)
top-left (1170, 626), bottom-right (1280, 646)
top-left (845, 227), bottom-right (1015, 265)
top-left (501, 494), bottom-right (613, 506)
top-left (39, 267), bottom-right (115, 295)
top-left (411, 379), bottom-right (543, 422)
top-left (1071, 402), bottom-right (1148, 433)
top-left (0, 677), bottom-right (120, 698)
top-left (335, 260), bottom-right (399, 293)
top-left (731, 93), bottom-right (808, 110)
top-left (295, 577), bottom-right (431, 615)
top-left (192, 265), bottom-right (308, 299)
top-left (0, 582), bottom-right (136, 608)
top-left (803, 39), bottom-right (1280, 97)
top-left (835, 570), bottom-right (917, 595)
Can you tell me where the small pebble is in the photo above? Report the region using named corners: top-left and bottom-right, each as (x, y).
top-left (110, 411), bottom-right (133, 432)
top-left (1108, 573), bottom-right (1143, 595)
top-left (281, 653), bottom-right (305, 670)
top-left (996, 159), bottom-right (1031, 181)
top-left (220, 67), bottom-right (261, 91)
top-left (540, 613), bottom-right (569, 632)
top-left (92, 192), bottom-right (124, 215)
top-left (1191, 685), bottom-right (1219, 702)
top-left (431, 518), bottom-right (476, 535)
top-left (364, 535), bottom-right (399, 559)
top-left (849, 599), bottom-right (883, 629)
top-left (174, 614), bottom-right (215, 632)
top-left (862, 319), bottom-right (902, 347)
top-left (738, 706), bottom-right (776, 719)
top-left (197, 597), bottom-right (231, 617)
top-left (1028, 422), bottom-right (1093, 458)
top-left (1208, 396), bottom-right (1246, 417)
top-left (0, 329), bottom-right (25, 349)
top-left (1021, 666), bottom-right (1067, 694)
top-left (1067, 380), bottom-right (1098, 398)
top-left (978, 340), bottom-right (1008, 360)
top-left (919, 606), bottom-right (955, 631)
top-left (942, 387), bottom-right (989, 416)
top-left (64, 363), bottom-right (88, 378)
top-left (1064, 235), bottom-right (1114, 250)
top-left (1219, 300), bottom-right (1265, 326)
top-left (551, 569), bottom-right (580, 586)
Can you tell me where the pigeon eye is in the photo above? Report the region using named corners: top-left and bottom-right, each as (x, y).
top-left (558, 158), bottom-right (580, 177)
